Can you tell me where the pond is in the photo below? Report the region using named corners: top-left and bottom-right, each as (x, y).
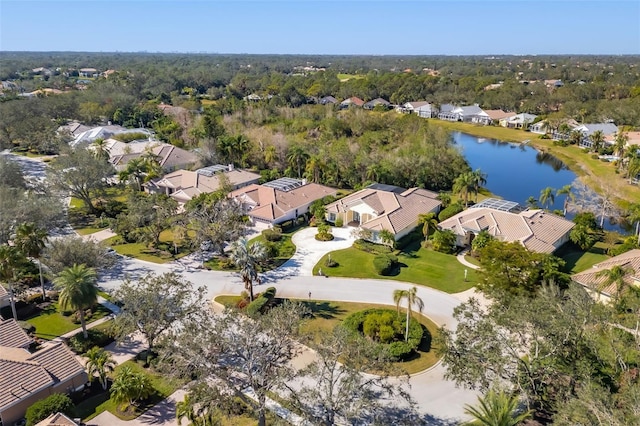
top-left (452, 132), bottom-right (627, 233)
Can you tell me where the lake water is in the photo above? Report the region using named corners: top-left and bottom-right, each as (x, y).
top-left (452, 131), bottom-right (628, 233)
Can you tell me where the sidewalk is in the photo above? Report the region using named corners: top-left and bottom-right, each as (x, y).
top-left (54, 296), bottom-right (120, 341)
top-left (456, 249), bottom-right (480, 270)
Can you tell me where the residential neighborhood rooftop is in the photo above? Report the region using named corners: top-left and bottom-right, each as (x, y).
top-left (572, 249), bottom-right (640, 298)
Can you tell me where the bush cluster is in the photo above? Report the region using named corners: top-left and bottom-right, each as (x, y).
top-left (343, 308), bottom-right (424, 361)
top-left (395, 228), bottom-right (423, 250)
top-left (373, 254), bottom-right (398, 276)
top-left (353, 239), bottom-right (393, 254)
top-left (334, 217), bottom-right (344, 227)
top-left (438, 203), bottom-right (464, 222)
top-left (262, 228), bottom-right (282, 242)
top-left (25, 393), bottom-right (74, 426)
top-left (246, 287), bottom-right (277, 316)
top-left (67, 326), bottom-right (115, 354)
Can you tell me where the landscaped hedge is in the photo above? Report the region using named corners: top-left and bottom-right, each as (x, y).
top-left (246, 287), bottom-right (277, 316)
top-left (343, 308), bottom-right (424, 361)
top-left (353, 239), bottom-right (393, 254)
top-left (438, 203), bottom-right (464, 222)
top-left (373, 254), bottom-right (398, 276)
top-left (262, 228), bottom-right (282, 242)
top-left (67, 324), bottom-right (115, 354)
top-left (25, 393), bottom-right (74, 426)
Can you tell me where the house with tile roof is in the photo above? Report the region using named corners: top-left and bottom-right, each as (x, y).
top-left (324, 184), bottom-right (441, 243)
top-left (473, 109), bottom-right (516, 126)
top-left (574, 122), bottom-right (619, 149)
top-left (319, 96), bottom-right (338, 105)
top-left (0, 335), bottom-right (86, 426)
top-left (35, 412), bottom-right (80, 426)
top-left (230, 178), bottom-right (337, 225)
top-left (500, 113), bottom-right (538, 129)
top-left (438, 199), bottom-right (575, 254)
top-left (110, 143), bottom-right (198, 173)
top-left (145, 165), bottom-right (260, 205)
top-left (0, 318), bottom-right (33, 349)
top-left (398, 101), bottom-right (438, 118)
top-left (363, 98), bottom-right (391, 110)
top-left (437, 105), bottom-right (485, 122)
top-left (571, 249), bottom-right (640, 302)
top-left (339, 97), bottom-right (365, 109)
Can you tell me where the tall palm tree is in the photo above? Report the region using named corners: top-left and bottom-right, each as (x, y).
top-left (118, 157), bottom-right (147, 191)
top-left (392, 286), bottom-right (424, 342)
top-left (304, 155), bottom-right (324, 183)
top-left (286, 145), bottom-right (309, 178)
top-left (627, 203), bottom-right (640, 246)
top-left (556, 185), bottom-right (574, 216)
top-left (14, 222), bottom-right (48, 299)
top-left (569, 129), bottom-right (584, 146)
top-left (525, 196), bottom-right (539, 209)
top-left (230, 238), bottom-right (267, 302)
top-left (91, 138), bottom-right (110, 161)
top-left (539, 187), bottom-right (555, 210)
top-left (176, 393), bottom-right (198, 425)
top-left (0, 245), bottom-right (24, 320)
top-left (596, 265), bottom-right (633, 301)
top-left (463, 389), bottom-right (532, 426)
top-left (471, 169), bottom-right (488, 202)
top-left (85, 346), bottom-right (116, 390)
top-left (614, 131), bottom-right (628, 160)
top-left (436, 192), bottom-right (452, 208)
top-left (54, 264), bottom-right (98, 338)
top-left (418, 212), bottom-right (439, 240)
top-left (589, 130), bottom-right (605, 153)
top-left (453, 172), bottom-right (475, 207)
top-left (264, 144), bottom-right (277, 165)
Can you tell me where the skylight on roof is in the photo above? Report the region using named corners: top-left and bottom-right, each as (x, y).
top-left (471, 198), bottom-right (525, 213)
top-left (263, 177), bottom-right (304, 192)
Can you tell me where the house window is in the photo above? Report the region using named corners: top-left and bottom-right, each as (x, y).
top-left (328, 213), bottom-right (336, 222)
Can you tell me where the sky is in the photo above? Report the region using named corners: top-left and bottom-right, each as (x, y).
top-left (1, 0), bottom-right (639, 55)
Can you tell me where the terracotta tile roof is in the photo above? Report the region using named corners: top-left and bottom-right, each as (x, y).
top-left (484, 110), bottom-right (516, 121)
top-left (0, 353), bottom-right (53, 410)
top-left (438, 208), bottom-right (574, 253)
top-left (572, 249), bottom-right (640, 297)
top-left (0, 318), bottom-right (32, 348)
top-left (230, 182), bottom-right (337, 223)
top-left (340, 96), bottom-right (364, 106)
top-left (35, 412), bottom-right (80, 426)
top-left (27, 342), bottom-right (86, 384)
top-left (326, 186), bottom-right (441, 235)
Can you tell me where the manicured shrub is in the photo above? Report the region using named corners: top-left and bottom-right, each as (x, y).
top-left (353, 239), bottom-right (392, 254)
top-left (218, 257), bottom-right (236, 269)
top-left (373, 254), bottom-right (397, 276)
top-left (395, 228), bottom-right (423, 250)
top-left (334, 217), bottom-right (343, 227)
top-left (325, 257), bottom-right (338, 267)
top-left (432, 229), bottom-right (457, 254)
top-left (67, 326), bottom-right (115, 354)
top-left (246, 287), bottom-right (277, 316)
top-left (280, 220), bottom-right (294, 231)
top-left (25, 393), bottom-right (74, 426)
top-left (438, 203), bottom-right (464, 222)
top-left (262, 228), bottom-right (282, 242)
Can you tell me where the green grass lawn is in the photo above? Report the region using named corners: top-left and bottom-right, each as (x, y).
top-left (105, 229), bottom-right (191, 264)
top-left (313, 242), bottom-right (477, 293)
top-left (337, 73), bottom-right (364, 82)
top-left (556, 241), bottom-right (610, 274)
top-left (75, 360), bottom-right (183, 421)
top-left (215, 297), bottom-right (440, 374)
top-left (27, 303), bottom-right (112, 340)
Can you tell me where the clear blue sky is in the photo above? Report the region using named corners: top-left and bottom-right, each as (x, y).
top-left (1, 1), bottom-right (639, 55)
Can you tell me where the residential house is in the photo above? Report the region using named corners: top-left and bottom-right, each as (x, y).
top-left (572, 249), bottom-right (640, 303)
top-left (529, 118), bottom-right (579, 139)
top-left (605, 131), bottom-right (640, 153)
top-left (245, 94), bottom-right (262, 101)
top-left (35, 412), bottom-right (80, 426)
top-left (0, 318), bottom-right (32, 349)
top-left (363, 98), bottom-right (391, 110)
top-left (110, 143), bottom-right (198, 173)
top-left (56, 122), bottom-right (91, 139)
top-left (399, 101), bottom-right (438, 118)
top-left (438, 198), bottom-right (575, 254)
top-left (500, 113), bottom-right (538, 129)
top-left (0, 327), bottom-right (87, 426)
top-left (472, 109), bottom-right (515, 126)
top-left (319, 96), bottom-right (338, 105)
top-left (78, 68), bottom-right (98, 78)
top-left (438, 105), bottom-right (485, 122)
top-left (145, 164), bottom-right (260, 205)
top-left (574, 123), bottom-right (619, 149)
top-left (324, 184), bottom-right (441, 243)
top-left (0, 286), bottom-right (10, 309)
top-left (230, 178), bottom-right (337, 225)
top-left (339, 97), bottom-right (365, 109)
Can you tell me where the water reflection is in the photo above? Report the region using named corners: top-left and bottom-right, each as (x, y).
top-left (535, 151), bottom-right (567, 172)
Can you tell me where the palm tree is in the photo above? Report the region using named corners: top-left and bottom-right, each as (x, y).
top-left (304, 155), bottom-right (323, 183)
top-left (85, 346), bottom-right (116, 390)
top-left (453, 172), bottom-right (475, 207)
top-left (392, 286), bottom-right (424, 342)
top-left (539, 187), bottom-right (555, 210)
top-left (176, 393), bottom-right (198, 425)
top-left (471, 169), bottom-right (487, 202)
top-left (589, 130), bottom-right (605, 153)
top-left (556, 185), bottom-right (574, 216)
top-left (418, 212), bottom-right (439, 240)
top-left (614, 131), bottom-right (628, 160)
top-left (230, 238), bottom-right (267, 302)
top-left (463, 389), bottom-right (531, 426)
top-left (14, 222), bottom-right (48, 299)
top-left (525, 196), bottom-right (539, 209)
top-left (0, 245), bottom-right (24, 320)
top-left (596, 265), bottom-right (633, 300)
top-left (627, 203), bottom-right (640, 246)
top-left (118, 157), bottom-right (147, 191)
top-left (110, 365), bottom-right (153, 409)
top-left (54, 264), bottom-right (98, 339)
top-left (286, 145), bottom-right (309, 178)
top-left (91, 138), bottom-right (110, 161)
top-left (378, 229), bottom-right (395, 248)
top-left (264, 145), bottom-right (277, 165)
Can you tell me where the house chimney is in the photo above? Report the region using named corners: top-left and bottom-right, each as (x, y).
top-left (228, 163), bottom-right (234, 171)
top-left (301, 178), bottom-right (307, 185)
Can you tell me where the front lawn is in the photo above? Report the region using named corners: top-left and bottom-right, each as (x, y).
top-left (214, 297), bottom-right (440, 374)
top-left (74, 360), bottom-right (183, 421)
top-left (313, 242), bottom-right (477, 293)
top-left (105, 229), bottom-right (191, 264)
top-left (27, 303), bottom-right (112, 340)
